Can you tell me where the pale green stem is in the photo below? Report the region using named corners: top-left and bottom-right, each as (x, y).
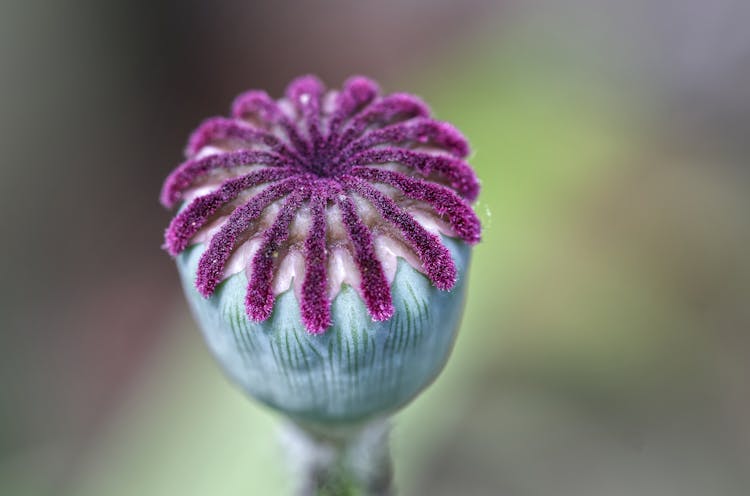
top-left (281, 418), bottom-right (394, 496)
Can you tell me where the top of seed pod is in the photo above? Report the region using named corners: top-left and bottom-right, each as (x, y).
top-left (161, 75), bottom-right (481, 334)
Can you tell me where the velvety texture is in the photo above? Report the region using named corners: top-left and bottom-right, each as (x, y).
top-left (161, 75), bottom-right (481, 334)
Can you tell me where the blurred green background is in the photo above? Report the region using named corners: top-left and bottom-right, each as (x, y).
top-left (1, 1), bottom-right (749, 495)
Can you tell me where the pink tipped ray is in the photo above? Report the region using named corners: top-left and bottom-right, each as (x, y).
top-left (336, 193), bottom-right (395, 321)
top-left (245, 188), bottom-right (309, 321)
top-left (343, 176), bottom-right (457, 291)
top-left (195, 177), bottom-right (303, 297)
top-left (300, 188), bottom-right (332, 334)
top-left (160, 150), bottom-right (295, 208)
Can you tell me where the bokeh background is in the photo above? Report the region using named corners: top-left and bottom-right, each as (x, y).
top-left (2, 1), bottom-right (749, 495)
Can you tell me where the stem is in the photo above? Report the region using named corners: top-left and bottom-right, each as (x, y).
top-left (281, 418), bottom-right (394, 496)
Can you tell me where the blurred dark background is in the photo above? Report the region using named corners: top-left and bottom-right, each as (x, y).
top-left (1, 1), bottom-right (749, 495)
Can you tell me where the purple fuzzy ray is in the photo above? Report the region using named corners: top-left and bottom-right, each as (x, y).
top-left (185, 117), bottom-right (304, 164)
top-left (245, 187), bottom-right (309, 321)
top-left (341, 117), bottom-right (470, 160)
top-left (349, 167), bottom-right (481, 244)
top-left (336, 193), bottom-right (395, 321)
top-left (327, 76), bottom-right (380, 138)
top-left (164, 168), bottom-right (296, 256)
top-left (336, 94), bottom-right (430, 148)
top-left (343, 176), bottom-right (457, 291)
top-left (160, 150), bottom-right (294, 208)
top-left (300, 187), bottom-right (332, 334)
top-left (195, 177), bottom-right (304, 297)
top-left (231, 90), bottom-right (283, 123)
top-left (285, 75), bottom-right (325, 149)
top-left (348, 148), bottom-right (480, 201)
top-left (231, 90), bottom-right (310, 157)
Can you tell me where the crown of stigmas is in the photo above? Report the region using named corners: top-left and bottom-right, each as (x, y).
top-left (161, 75), bottom-right (481, 334)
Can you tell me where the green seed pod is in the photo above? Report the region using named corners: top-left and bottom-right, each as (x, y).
top-left (161, 75), bottom-right (481, 429)
top-left (177, 237), bottom-right (471, 423)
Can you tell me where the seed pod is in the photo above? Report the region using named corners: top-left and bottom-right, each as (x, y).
top-left (162, 75), bottom-right (481, 423)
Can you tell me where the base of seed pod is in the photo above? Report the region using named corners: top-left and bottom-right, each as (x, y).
top-left (176, 235), bottom-right (471, 424)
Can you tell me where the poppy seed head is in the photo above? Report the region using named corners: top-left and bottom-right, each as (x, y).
top-left (161, 75), bottom-right (481, 334)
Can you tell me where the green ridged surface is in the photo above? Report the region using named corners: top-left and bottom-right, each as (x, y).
top-left (177, 236), bottom-right (471, 423)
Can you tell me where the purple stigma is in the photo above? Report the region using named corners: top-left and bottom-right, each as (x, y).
top-left (300, 185), bottom-right (333, 334)
top-left (161, 75), bottom-right (482, 333)
top-left (245, 187), bottom-right (308, 321)
top-left (337, 191), bottom-right (395, 321)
